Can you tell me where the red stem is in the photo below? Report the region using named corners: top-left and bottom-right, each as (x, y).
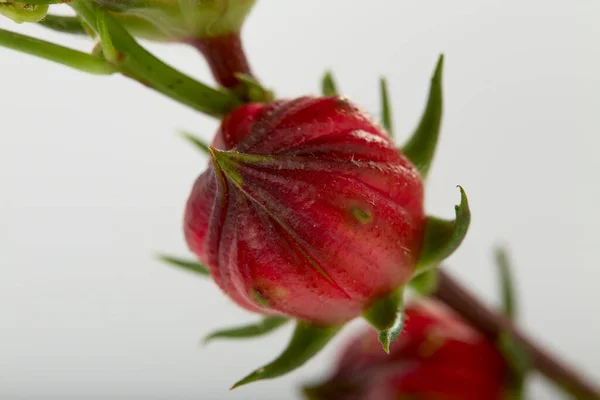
top-left (433, 270), bottom-right (600, 399)
top-left (190, 33), bottom-right (253, 88)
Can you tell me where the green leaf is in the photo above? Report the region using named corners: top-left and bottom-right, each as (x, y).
top-left (321, 71), bottom-right (338, 96)
top-left (204, 316), bottom-right (289, 344)
top-left (409, 267), bottom-right (439, 295)
top-left (71, 0), bottom-right (240, 118)
top-left (417, 186), bottom-right (471, 271)
top-left (38, 14), bottom-right (87, 35)
top-left (401, 54), bottom-right (444, 179)
top-left (231, 321), bottom-right (342, 388)
top-left (180, 131), bottom-right (209, 154)
top-left (0, 27), bottom-right (117, 74)
top-left (0, 3), bottom-right (48, 23)
top-left (157, 254), bottom-right (210, 277)
top-left (495, 247), bottom-right (517, 321)
top-left (380, 76), bottom-right (393, 138)
top-left (363, 287), bottom-right (405, 353)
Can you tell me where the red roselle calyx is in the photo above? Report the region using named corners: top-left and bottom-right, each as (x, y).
top-left (184, 96), bottom-right (426, 325)
top-left (304, 300), bottom-right (509, 400)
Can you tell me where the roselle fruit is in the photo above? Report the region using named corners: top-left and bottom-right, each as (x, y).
top-left (182, 57), bottom-right (471, 388)
top-left (184, 96), bottom-right (426, 325)
top-left (304, 300), bottom-right (509, 400)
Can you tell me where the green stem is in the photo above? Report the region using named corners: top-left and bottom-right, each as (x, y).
top-left (0, 28), bottom-right (116, 75)
top-left (71, 0), bottom-right (240, 117)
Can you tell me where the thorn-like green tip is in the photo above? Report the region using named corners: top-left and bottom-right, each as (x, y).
top-left (180, 131), bottom-right (209, 154)
top-left (203, 316), bottom-right (289, 345)
top-left (363, 287), bottom-right (405, 353)
top-left (495, 246), bottom-right (517, 321)
top-left (401, 54), bottom-right (444, 179)
top-left (379, 76), bottom-right (393, 138)
top-left (156, 254), bottom-right (210, 277)
top-left (231, 321), bottom-right (342, 389)
top-left (416, 186), bottom-right (471, 272)
top-left (321, 70), bottom-right (338, 96)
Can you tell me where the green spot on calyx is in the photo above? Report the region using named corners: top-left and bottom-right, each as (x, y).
top-left (351, 207), bottom-right (373, 224)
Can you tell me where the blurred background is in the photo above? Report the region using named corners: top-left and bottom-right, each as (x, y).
top-left (1, 1), bottom-right (598, 399)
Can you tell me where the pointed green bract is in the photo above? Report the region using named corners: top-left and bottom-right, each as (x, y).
top-left (401, 55), bottom-right (444, 179)
top-left (180, 131), bottom-right (209, 154)
top-left (157, 254), bottom-right (210, 277)
top-left (495, 247), bottom-right (517, 321)
top-left (363, 287), bottom-right (405, 353)
top-left (0, 27), bottom-right (117, 74)
top-left (38, 14), bottom-right (87, 35)
top-left (380, 76), bottom-right (393, 137)
top-left (204, 316), bottom-right (289, 344)
top-left (231, 321), bottom-right (342, 388)
top-left (321, 71), bottom-right (338, 96)
top-left (416, 186), bottom-right (470, 271)
top-left (70, 0), bottom-right (239, 118)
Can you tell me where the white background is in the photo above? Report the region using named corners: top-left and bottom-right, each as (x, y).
top-left (1, 1), bottom-right (599, 399)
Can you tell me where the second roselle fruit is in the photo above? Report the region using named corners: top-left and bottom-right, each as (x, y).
top-left (304, 300), bottom-right (509, 400)
top-left (184, 96), bottom-right (426, 325)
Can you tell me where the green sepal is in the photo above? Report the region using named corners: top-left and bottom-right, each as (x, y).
top-left (495, 247), bottom-right (517, 321)
top-left (321, 71), bottom-right (338, 96)
top-left (38, 14), bottom-right (87, 35)
top-left (380, 76), bottom-right (393, 138)
top-left (363, 287), bottom-right (405, 353)
top-left (409, 267), bottom-right (439, 295)
top-left (416, 186), bottom-right (470, 272)
top-left (0, 3), bottom-right (48, 23)
top-left (157, 254), bottom-right (210, 277)
top-left (231, 321), bottom-right (342, 389)
top-left (204, 316), bottom-right (289, 344)
top-left (234, 73), bottom-right (274, 103)
top-left (180, 131), bottom-right (209, 154)
top-left (401, 54), bottom-right (444, 179)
